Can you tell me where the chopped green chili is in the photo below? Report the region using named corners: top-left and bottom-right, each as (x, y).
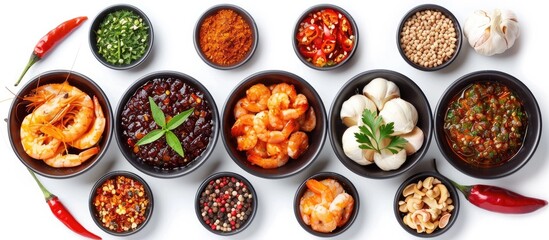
top-left (96, 9), bottom-right (149, 65)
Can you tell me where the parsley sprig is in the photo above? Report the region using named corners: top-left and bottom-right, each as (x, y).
top-left (136, 97), bottom-right (194, 157)
top-left (354, 109), bottom-right (407, 154)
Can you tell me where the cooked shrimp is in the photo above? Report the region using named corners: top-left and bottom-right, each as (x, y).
top-left (310, 204), bottom-right (338, 233)
top-left (282, 93), bottom-right (309, 120)
top-left (231, 114), bottom-right (258, 151)
top-left (287, 131), bottom-right (309, 159)
top-left (267, 109), bottom-right (285, 130)
top-left (271, 83), bottom-right (297, 101)
top-left (320, 178), bottom-right (345, 197)
top-left (246, 140), bottom-right (267, 158)
top-left (253, 111), bottom-right (298, 143)
top-left (234, 98), bottom-right (250, 120)
top-left (306, 179), bottom-right (334, 205)
top-left (300, 190), bottom-right (321, 225)
top-left (242, 83), bottom-right (270, 112)
top-left (247, 151), bottom-right (289, 169)
top-left (70, 96), bottom-right (106, 149)
top-left (24, 81), bottom-right (85, 110)
top-left (20, 113), bottom-right (62, 160)
top-left (298, 107), bottom-right (317, 132)
top-left (267, 92), bottom-right (290, 111)
top-left (40, 94), bottom-right (94, 142)
top-left (43, 146), bottom-right (99, 168)
top-left (329, 193), bottom-right (355, 227)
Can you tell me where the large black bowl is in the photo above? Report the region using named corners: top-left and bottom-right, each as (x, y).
top-left (434, 70), bottom-right (541, 179)
top-left (329, 69), bottom-right (433, 179)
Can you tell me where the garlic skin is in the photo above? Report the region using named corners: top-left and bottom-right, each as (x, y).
top-left (340, 95), bottom-right (377, 127)
top-left (374, 148), bottom-right (407, 171)
top-left (400, 127), bottom-right (424, 155)
top-left (362, 78), bottom-right (400, 111)
top-left (464, 9), bottom-right (519, 56)
top-left (342, 126), bottom-right (374, 165)
top-left (379, 98), bottom-right (418, 135)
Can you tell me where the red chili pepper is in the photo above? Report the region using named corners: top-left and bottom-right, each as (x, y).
top-left (14, 16), bottom-right (88, 86)
top-left (28, 169), bottom-right (102, 239)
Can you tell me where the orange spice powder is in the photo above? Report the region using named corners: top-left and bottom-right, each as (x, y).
top-left (199, 9), bottom-right (253, 66)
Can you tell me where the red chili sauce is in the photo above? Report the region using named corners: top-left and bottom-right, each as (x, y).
top-left (444, 81), bottom-right (527, 167)
top-left (295, 8), bottom-right (355, 67)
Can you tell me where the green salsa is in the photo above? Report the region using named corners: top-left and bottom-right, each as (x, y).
top-left (96, 9), bottom-right (150, 65)
top-left (444, 81), bottom-right (527, 167)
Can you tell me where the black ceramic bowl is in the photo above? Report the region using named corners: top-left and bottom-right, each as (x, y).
top-left (115, 71), bottom-right (219, 178)
top-left (293, 4), bottom-right (358, 70)
top-left (394, 171), bottom-right (459, 237)
top-left (7, 70), bottom-right (113, 178)
top-left (221, 70), bottom-right (327, 179)
top-left (194, 4), bottom-right (258, 70)
top-left (89, 4), bottom-right (154, 70)
top-left (397, 4), bottom-right (462, 71)
top-left (195, 171), bottom-right (258, 236)
top-left (294, 172), bottom-right (359, 237)
top-left (434, 70), bottom-right (541, 179)
top-left (329, 69), bottom-right (433, 179)
top-left (89, 171), bottom-right (154, 236)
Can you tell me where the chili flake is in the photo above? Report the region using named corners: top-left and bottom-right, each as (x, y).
top-left (93, 175), bottom-right (150, 233)
top-left (444, 81), bottom-right (527, 167)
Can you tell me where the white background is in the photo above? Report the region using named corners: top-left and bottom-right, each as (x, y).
top-left (1, 0), bottom-right (547, 239)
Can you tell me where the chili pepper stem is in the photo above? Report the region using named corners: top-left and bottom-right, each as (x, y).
top-left (432, 159), bottom-right (471, 197)
top-left (27, 168), bottom-right (53, 199)
top-left (15, 54), bottom-right (40, 86)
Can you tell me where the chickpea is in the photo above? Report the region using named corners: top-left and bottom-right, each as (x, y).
top-left (400, 9), bottom-right (457, 68)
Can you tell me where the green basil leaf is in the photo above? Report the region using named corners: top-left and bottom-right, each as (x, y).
top-left (148, 96), bottom-right (166, 128)
top-left (167, 107), bottom-right (194, 131)
top-left (165, 130), bottom-right (184, 157)
top-left (136, 129), bottom-right (165, 146)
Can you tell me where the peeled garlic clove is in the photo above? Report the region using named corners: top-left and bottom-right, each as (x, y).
top-left (464, 9), bottom-right (519, 56)
top-left (340, 94), bottom-right (377, 127)
top-left (379, 98), bottom-right (418, 135)
top-left (362, 78), bottom-right (400, 111)
top-left (373, 148), bottom-right (406, 171)
top-left (342, 126), bottom-right (374, 165)
top-left (400, 127), bottom-right (424, 155)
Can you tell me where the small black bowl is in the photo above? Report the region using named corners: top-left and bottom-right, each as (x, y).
top-left (115, 71), bottom-right (219, 178)
top-left (394, 171), bottom-right (459, 237)
top-left (89, 4), bottom-right (154, 70)
top-left (293, 4), bottom-right (358, 70)
top-left (7, 70), bottom-right (113, 178)
top-left (294, 172), bottom-right (359, 237)
top-left (194, 4), bottom-right (258, 70)
top-left (329, 69), bottom-right (433, 179)
top-left (221, 70), bottom-right (327, 179)
top-left (397, 4), bottom-right (462, 71)
top-left (434, 70), bottom-right (541, 179)
top-left (89, 171), bottom-right (154, 236)
top-left (195, 171), bottom-right (258, 236)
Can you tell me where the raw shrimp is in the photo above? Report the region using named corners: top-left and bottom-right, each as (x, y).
top-left (271, 83), bottom-right (297, 101)
top-left (20, 113), bottom-right (62, 160)
top-left (242, 83), bottom-right (270, 112)
top-left (310, 204), bottom-right (338, 233)
top-left (329, 193), bottom-right (355, 227)
top-left (234, 98), bottom-right (250, 120)
top-left (69, 96), bottom-right (106, 149)
top-left (253, 111), bottom-right (298, 143)
top-left (40, 94), bottom-right (94, 142)
top-left (231, 114), bottom-right (257, 151)
top-left (298, 107), bottom-right (317, 132)
top-left (282, 93), bottom-right (309, 120)
top-left (287, 131), bottom-right (309, 159)
top-left (43, 146), bottom-right (100, 168)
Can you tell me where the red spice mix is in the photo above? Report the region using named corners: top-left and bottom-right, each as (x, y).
top-left (93, 175), bottom-right (150, 233)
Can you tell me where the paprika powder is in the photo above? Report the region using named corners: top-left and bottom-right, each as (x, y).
top-left (198, 8), bottom-right (253, 67)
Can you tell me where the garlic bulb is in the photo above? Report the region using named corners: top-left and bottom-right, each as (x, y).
top-left (342, 126), bottom-right (374, 165)
top-left (362, 78), bottom-right (400, 111)
top-left (464, 9), bottom-right (519, 56)
top-left (340, 95), bottom-right (377, 127)
top-left (379, 98), bottom-right (418, 135)
top-left (374, 148), bottom-right (406, 171)
top-left (400, 127), bottom-right (424, 155)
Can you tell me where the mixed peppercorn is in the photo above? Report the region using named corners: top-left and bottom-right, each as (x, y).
top-left (198, 175), bottom-right (255, 233)
top-left (92, 175), bottom-right (150, 233)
